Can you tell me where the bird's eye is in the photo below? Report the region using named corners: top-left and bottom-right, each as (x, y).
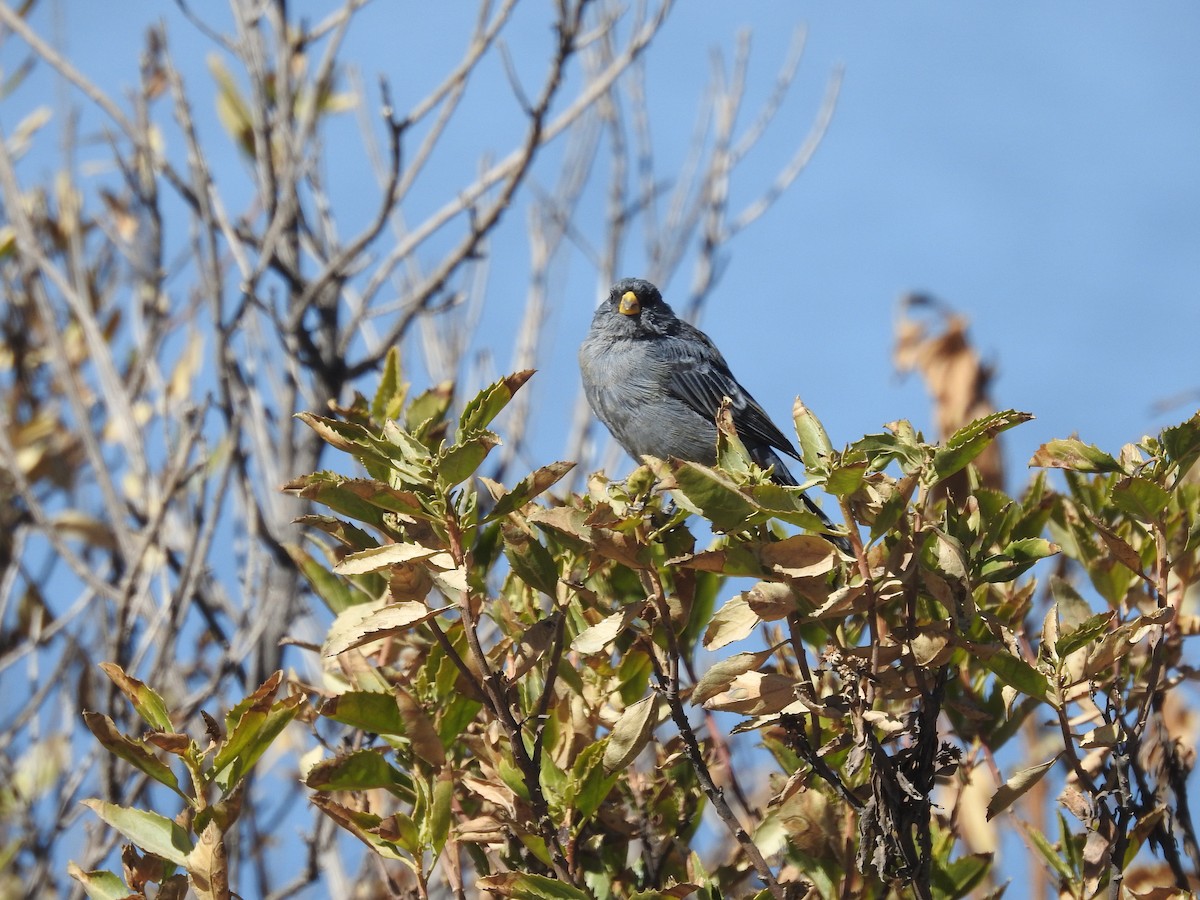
top-left (618, 291), bottom-right (640, 316)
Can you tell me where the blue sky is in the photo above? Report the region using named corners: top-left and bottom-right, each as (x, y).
top-left (18, 3), bottom-right (1199, 475)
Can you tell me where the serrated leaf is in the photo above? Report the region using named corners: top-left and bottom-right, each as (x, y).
top-left (1162, 412), bottom-right (1200, 478)
top-left (1111, 476), bottom-right (1170, 522)
top-left (793, 399), bottom-right (834, 475)
top-left (1055, 611), bottom-right (1114, 659)
top-left (459, 370), bottom-right (534, 434)
top-left (281, 473), bottom-right (387, 526)
top-left (476, 872), bottom-right (591, 899)
top-left (81, 800), bottom-right (193, 866)
top-left (334, 542), bottom-right (441, 575)
top-left (1029, 438), bottom-right (1123, 473)
top-left (986, 755), bottom-right (1060, 820)
top-left (295, 413), bottom-right (394, 466)
top-left (436, 431), bottom-right (501, 487)
top-left (932, 410), bottom-right (1033, 482)
top-left (323, 601), bottom-right (451, 657)
top-left (371, 347), bottom-right (406, 423)
top-left (404, 382), bottom-right (454, 436)
top-left (648, 458), bottom-right (758, 532)
top-left (485, 461), bottom-right (575, 520)
top-left (82, 713), bottom-right (182, 796)
top-left (97, 662), bottom-right (172, 732)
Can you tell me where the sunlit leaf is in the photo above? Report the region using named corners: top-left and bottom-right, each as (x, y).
top-left (81, 800), bottom-right (193, 866)
top-left (459, 370), bottom-right (534, 434)
top-left (603, 694), bottom-right (659, 773)
top-left (1029, 439), bottom-right (1123, 473)
top-left (932, 410), bottom-right (1033, 483)
top-left (986, 755), bottom-right (1060, 820)
top-left (82, 713), bottom-right (182, 796)
top-left (97, 663), bottom-right (173, 732)
top-left (483, 461), bottom-right (575, 521)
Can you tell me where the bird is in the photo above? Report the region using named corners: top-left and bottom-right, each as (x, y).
top-left (579, 277), bottom-right (848, 551)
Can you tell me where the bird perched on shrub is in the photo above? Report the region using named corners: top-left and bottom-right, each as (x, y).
top-left (579, 277), bottom-right (848, 551)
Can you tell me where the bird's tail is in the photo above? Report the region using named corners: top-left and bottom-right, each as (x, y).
top-left (757, 447), bottom-right (853, 555)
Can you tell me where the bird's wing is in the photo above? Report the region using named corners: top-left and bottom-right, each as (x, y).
top-left (661, 326), bottom-right (800, 460)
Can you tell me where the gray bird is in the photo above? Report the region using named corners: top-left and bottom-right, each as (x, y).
top-left (579, 277), bottom-right (847, 550)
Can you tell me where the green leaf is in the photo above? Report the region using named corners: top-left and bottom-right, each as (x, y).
top-left (1111, 476), bottom-right (1170, 522)
top-left (371, 346), bottom-right (406, 424)
top-left (82, 713), bottom-right (183, 796)
top-left (978, 538), bottom-right (1059, 583)
top-left (214, 684), bottom-right (303, 793)
top-left (930, 852), bottom-right (992, 898)
top-left (66, 864), bottom-right (129, 900)
top-left (288, 544), bottom-right (361, 613)
top-left (404, 382), bottom-right (454, 436)
top-left (650, 459), bottom-right (757, 532)
top-left (97, 663), bottom-right (172, 732)
top-left (81, 800), bottom-right (193, 866)
top-left (850, 427), bottom-right (927, 475)
top-left (459, 370), bottom-right (534, 434)
top-left (282, 472), bottom-right (388, 527)
top-left (295, 413), bottom-right (396, 467)
top-left (932, 410), bottom-right (1033, 483)
top-left (476, 872), bottom-right (591, 898)
top-left (603, 694), bottom-right (659, 773)
top-left (502, 525), bottom-right (560, 596)
top-left (1024, 819), bottom-right (1075, 881)
top-left (429, 769), bottom-right (453, 854)
top-left (436, 431), bottom-right (500, 487)
top-left (319, 691), bottom-right (406, 736)
top-left (1055, 611), bottom-right (1114, 659)
top-left (793, 400), bottom-right (833, 475)
top-left (305, 749), bottom-right (406, 792)
top-left (1029, 438), bottom-right (1123, 473)
top-left (484, 461), bottom-right (575, 521)
top-left (1162, 412), bottom-right (1200, 478)
top-left (978, 648), bottom-right (1051, 703)
top-left (571, 740), bottom-right (619, 823)
top-left (825, 459), bottom-right (868, 497)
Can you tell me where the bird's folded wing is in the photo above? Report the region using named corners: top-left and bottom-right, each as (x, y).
top-left (662, 332), bottom-right (801, 461)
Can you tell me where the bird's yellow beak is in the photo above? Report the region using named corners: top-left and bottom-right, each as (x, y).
top-left (618, 290), bottom-right (640, 316)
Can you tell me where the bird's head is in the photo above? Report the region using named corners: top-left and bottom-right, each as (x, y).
top-left (603, 278), bottom-right (675, 335)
